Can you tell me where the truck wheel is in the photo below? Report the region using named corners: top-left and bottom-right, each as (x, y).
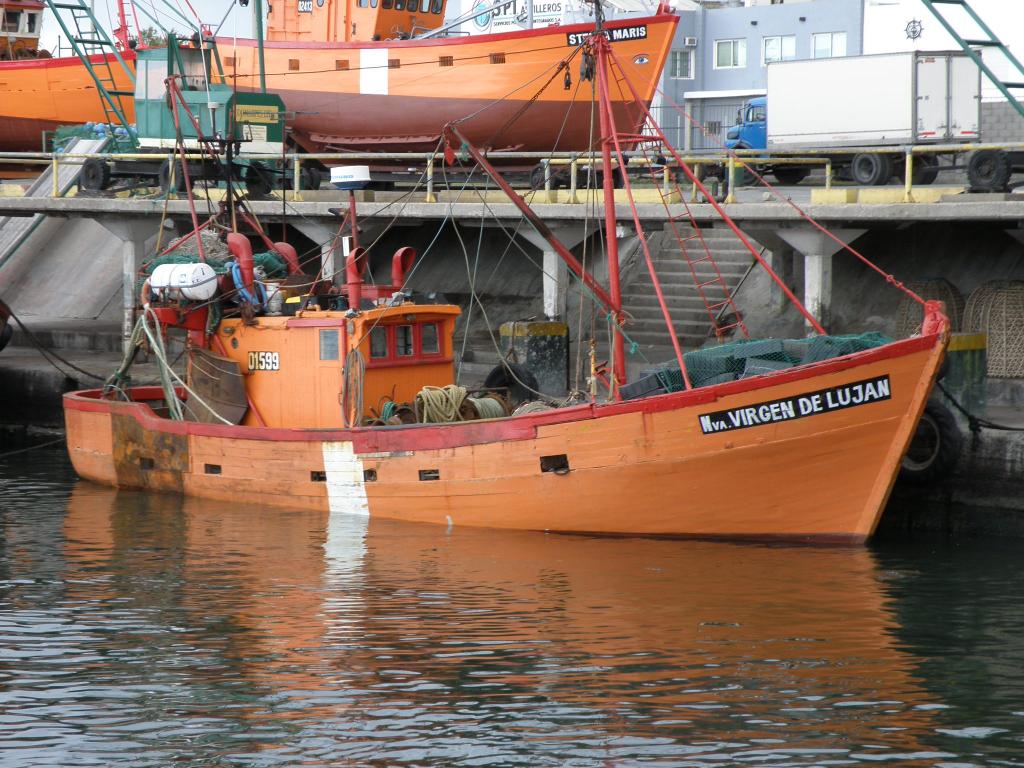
top-left (967, 149), bottom-right (1012, 192)
top-left (913, 155), bottom-right (940, 185)
top-left (80, 158), bottom-right (111, 191)
top-left (851, 153), bottom-right (893, 186)
top-left (158, 158), bottom-right (189, 193)
top-left (299, 164), bottom-right (321, 191)
top-left (245, 161), bottom-right (274, 197)
top-left (772, 166), bottom-right (809, 185)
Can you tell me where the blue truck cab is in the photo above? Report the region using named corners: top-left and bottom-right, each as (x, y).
top-left (724, 97), bottom-right (767, 152)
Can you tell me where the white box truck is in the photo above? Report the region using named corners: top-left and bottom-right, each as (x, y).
top-left (723, 51), bottom-right (991, 186)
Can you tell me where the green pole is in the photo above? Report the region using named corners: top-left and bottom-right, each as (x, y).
top-left (254, 0), bottom-right (267, 94)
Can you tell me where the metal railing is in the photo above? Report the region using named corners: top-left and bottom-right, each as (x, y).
top-left (1, 142), bottom-right (1022, 204)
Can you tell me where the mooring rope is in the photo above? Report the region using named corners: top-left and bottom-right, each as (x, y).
top-left (416, 385), bottom-right (468, 423)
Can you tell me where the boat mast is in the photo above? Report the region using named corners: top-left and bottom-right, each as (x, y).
top-left (253, 0), bottom-right (266, 93)
top-left (591, 0), bottom-right (627, 395)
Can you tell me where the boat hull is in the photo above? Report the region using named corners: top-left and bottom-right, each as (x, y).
top-left (65, 331), bottom-right (946, 542)
top-left (218, 15), bottom-right (678, 153)
top-left (0, 53), bottom-right (135, 152)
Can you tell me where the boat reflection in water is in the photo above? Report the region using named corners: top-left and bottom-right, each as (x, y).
top-left (60, 483), bottom-right (950, 763)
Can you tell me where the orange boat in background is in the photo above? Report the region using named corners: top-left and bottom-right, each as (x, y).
top-left (0, 0), bottom-right (135, 152)
top-left (0, 0), bottom-right (673, 156)
top-left (220, 1), bottom-right (678, 152)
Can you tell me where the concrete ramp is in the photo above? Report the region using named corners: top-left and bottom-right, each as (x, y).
top-left (0, 137), bottom-right (109, 266)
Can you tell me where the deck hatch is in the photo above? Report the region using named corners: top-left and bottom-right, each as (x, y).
top-left (419, 469), bottom-right (440, 481)
top-left (540, 454), bottom-right (570, 474)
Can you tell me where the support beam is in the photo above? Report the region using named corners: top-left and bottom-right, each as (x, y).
top-left (776, 227), bottom-right (865, 332)
top-left (97, 220), bottom-right (158, 354)
top-left (518, 225), bottom-right (591, 321)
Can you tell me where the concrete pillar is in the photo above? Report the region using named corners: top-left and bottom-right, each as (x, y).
top-left (98, 219), bottom-right (158, 355)
top-left (518, 225), bottom-right (590, 321)
top-left (776, 226), bottom-right (866, 332)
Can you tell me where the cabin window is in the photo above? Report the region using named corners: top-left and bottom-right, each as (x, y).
top-left (396, 325), bottom-right (414, 356)
top-left (438, 55), bottom-right (453, 67)
top-left (358, 0), bottom-right (368, 6)
top-left (421, 323), bottom-right (439, 354)
top-left (388, 58), bottom-right (401, 68)
top-left (320, 329), bottom-right (339, 360)
top-left (408, 0), bottom-right (419, 10)
top-left (383, 0), bottom-right (393, 8)
top-left (364, 469), bottom-right (377, 482)
top-left (336, 59), bottom-right (350, 70)
top-left (288, 58), bottom-right (300, 71)
top-left (204, 463), bottom-right (222, 475)
top-left (2, 11), bottom-right (18, 31)
top-left (430, 0), bottom-right (443, 13)
top-left (371, 0), bottom-right (378, 7)
top-left (370, 326), bottom-right (388, 358)
top-left (25, 12), bottom-right (38, 33)
top-left (490, 53), bottom-right (506, 65)
top-left (395, 0), bottom-right (405, 9)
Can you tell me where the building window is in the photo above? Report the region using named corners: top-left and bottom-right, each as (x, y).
top-left (669, 49), bottom-right (693, 79)
top-left (714, 39), bottom-right (747, 69)
top-left (812, 32), bottom-right (847, 59)
top-left (430, 0), bottom-right (443, 13)
top-left (762, 35), bottom-right (795, 65)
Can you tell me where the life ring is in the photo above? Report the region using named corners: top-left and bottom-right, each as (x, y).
top-left (900, 400), bottom-right (962, 484)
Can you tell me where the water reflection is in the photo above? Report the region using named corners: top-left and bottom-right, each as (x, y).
top-left (0, 469), bottom-right (1022, 765)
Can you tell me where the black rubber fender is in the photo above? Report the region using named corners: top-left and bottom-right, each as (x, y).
top-left (900, 400), bottom-right (962, 484)
top-left (483, 362), bottom-right (539, 407)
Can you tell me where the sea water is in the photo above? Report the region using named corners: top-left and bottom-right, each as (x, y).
top-left (1, 446), bottom-right (1023, 766)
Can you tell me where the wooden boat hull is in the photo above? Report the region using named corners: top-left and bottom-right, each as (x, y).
top-left (218, 15), bottom-right (678, 153)
top-left (0, 53), bottom-right (135, 152)
top-left (65, 330), bottom-right (946, 542)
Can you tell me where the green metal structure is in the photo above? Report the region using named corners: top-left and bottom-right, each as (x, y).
top-left (42, 0), bottom-right (137, 147)
top-left (134, 36), bottom-right (285, 152)
top-left (919, 0), bottom-right (1024, 120)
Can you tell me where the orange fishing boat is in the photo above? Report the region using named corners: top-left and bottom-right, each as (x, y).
top-left (0, 0), bottom-right (135, 152)
top-left (63, 20), bottom-right (949, 543)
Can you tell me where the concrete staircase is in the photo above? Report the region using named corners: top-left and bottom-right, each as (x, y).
top-left (620, 226), bottom-right (760, 363)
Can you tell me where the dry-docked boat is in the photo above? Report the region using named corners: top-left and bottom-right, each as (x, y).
top-left (0, 0), bottom-right (135, 152)
top-left (0, 0), bottom-right (672, 156)
top-left (63, 22), bottom-right (949, 542)
top-left (220, 0), bottom-right (677, 153)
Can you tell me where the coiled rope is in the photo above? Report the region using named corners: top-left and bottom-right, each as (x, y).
top-left (416, 385), bottom-right (468, 423)
top-left (466, 395), bottom-right (506, 420)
